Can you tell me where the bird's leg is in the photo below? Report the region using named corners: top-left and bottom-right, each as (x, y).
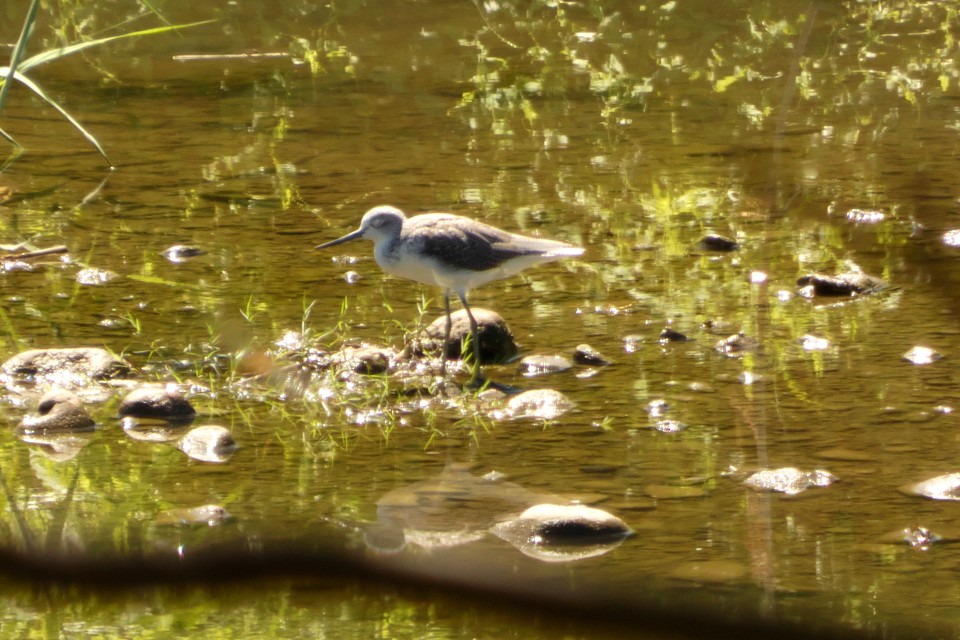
top-left (440, 290), bottom-right (453, 377)
top-left (457, 292), bottom-right (482, 384)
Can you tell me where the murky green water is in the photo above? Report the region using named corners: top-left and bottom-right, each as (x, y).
top-left (2, 1), bottom-right (960, 638)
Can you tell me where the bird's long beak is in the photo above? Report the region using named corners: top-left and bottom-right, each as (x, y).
top-left (315, 228), bottom-right (364, 250)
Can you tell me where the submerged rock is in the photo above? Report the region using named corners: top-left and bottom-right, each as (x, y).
top-left (797, 272), bottom-right (886, 298)
top-left (2, 347), bottom-right (131, 388)
top-left (714, 333), bottom-right (758, 357)
top-left (118, 386), bottom-right (196, 420)
top-left (492, 388), bottom-right (576, 421)
top-left (75, 267), bottom-right (119, 286)
top-left (744, 467), bottom-right (837, 495)
top-left (177, 425), bottom-right (237, 463)
top-left (518, 354), bottom-right (573, 376)
top-left (877, 525), bottom-right (944, 550)
top-left (407, 308), bottom-right (518, 364)
top-left (19, 390), bottom-right (95, 434)
top-left (153, 504), bottom-right (233, 527)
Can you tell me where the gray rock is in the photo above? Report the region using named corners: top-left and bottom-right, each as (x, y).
top-left (2, 347), bottom-right (131, 387)
top-left (19, 390), bottom-right (95, 433)
top-left (118, 386), bottom-right (196, 420)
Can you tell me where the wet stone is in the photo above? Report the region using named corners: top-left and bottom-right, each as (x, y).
top-left (744, 467), bottom-right (837, 495)
top-left (519, 354), bottom-right (573, 376)
top-left (800, 334), bottom-right (830, 351)
top-left (902, 346), bottom-right (942, 365)
top-left (623, 335), bottom-right (644, 353)
top-left (698, 234), bottom-right (739, 252)
top-left (797, 271), bottom-right (886, 298)
top-left (2, 347), bottom-right (131, 388)
top-left (408, 308), bottom-right (518, 364)
top-left (118, 386), bottom-right (196, 420)
top-left (943, 229), bottom-right (960, 247)
top-left (161, 244), bottom-right (205, 263)
top-left (651, 419), bottom-right (686, 433)
top-left (659, 326), bottom-right (689, 343)
top-left (573, 343), bottom-right (611, 366)
top-left (646, 399), bottom-right (669, 416)
top-left (714, 333), bottom-right (758, 357)
top-left (900, 473), bottom-right (960, 501)
top-left (877, 526), bottom-right (943, 550)
top-left (339, 345), bottom-right (391, 375)
top-left (846, 208), bottom-right (885, 224)
top-left (177, 425), bottom-right (238, 463)
top-left (19, 390), bottom-right (95, 434)
top-left (492, 503), bottom-right (632, 545)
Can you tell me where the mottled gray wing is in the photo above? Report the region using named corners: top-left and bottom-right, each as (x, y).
top-left (410, 217), bottom-right (533, 272)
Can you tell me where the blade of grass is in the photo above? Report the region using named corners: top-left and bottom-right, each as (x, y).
top-left (0, 0), bottom-right (42, 111)
top-left (7, 70), bottom-right (112, 166)
top-left (17, 20), bottom-right (214, 73)
top-left (0, 18), bottom-right (213, 165)
top-left (139, 0), bottom-right (176, 30)
top-left (0, 126), bottom-right (19, 148)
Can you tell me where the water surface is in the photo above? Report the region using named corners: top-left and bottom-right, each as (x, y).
top-left (1, 1), bottom-right (960, 638)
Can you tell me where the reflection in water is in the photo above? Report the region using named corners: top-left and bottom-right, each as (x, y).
top-left (364, 464), bottom-right (629, 563)
top-left (19, 432), bottom-right (94, 463)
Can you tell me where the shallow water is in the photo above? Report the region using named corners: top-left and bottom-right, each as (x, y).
top-left (2, 1), bottom-right (960, 638)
